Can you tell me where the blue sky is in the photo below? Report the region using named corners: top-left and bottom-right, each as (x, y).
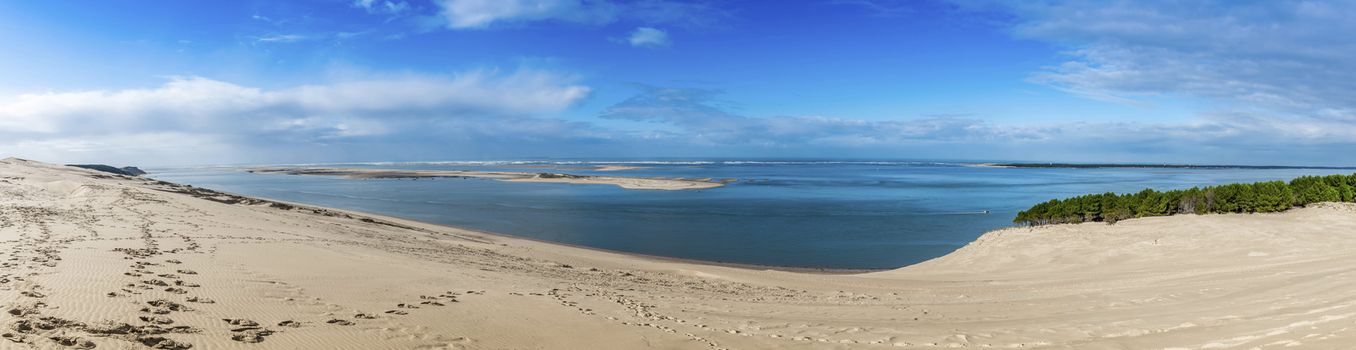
top-left (1, 0), bottom-right (1353, 166)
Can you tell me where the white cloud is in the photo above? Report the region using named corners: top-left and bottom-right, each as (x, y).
top-left (627, 27), bottom-right (669, 48)
top-left (435, 0), bottom-right (723, 29)
top-left (256, 34), bottom-right (309, 43)
top-left (438, 0), bottom-right (606, 29)
top-left (353, 0), bottom-right (411, 15)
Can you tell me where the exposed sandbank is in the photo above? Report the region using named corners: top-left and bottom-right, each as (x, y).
top-left (247, 166), bottom-right (728, 190)
top-left (592, 165), bottom-right (647, 171)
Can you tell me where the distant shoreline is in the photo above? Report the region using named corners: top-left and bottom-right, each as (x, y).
top-left (150, 160), bottom-right (1356, 171)
top-left (990, 163), bottom-right (1356, 170)
top-left (246, 166), bottom-right (732, 191)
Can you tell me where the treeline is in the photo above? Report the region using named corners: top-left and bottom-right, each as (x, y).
top-left (1014, 173), bottom-right (1356, 226)
top-left (996, 163), bottom-right (1356, 170)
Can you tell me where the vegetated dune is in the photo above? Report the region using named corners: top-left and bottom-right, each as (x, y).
top-left (3, 157), bottom-right (1356, 349)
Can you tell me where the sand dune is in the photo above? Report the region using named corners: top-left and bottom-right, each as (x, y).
top-left (4, 157), bottom-right (1356, 349)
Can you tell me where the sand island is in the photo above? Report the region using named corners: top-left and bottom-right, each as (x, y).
top-left (247, 167), bottom-right (730, 191)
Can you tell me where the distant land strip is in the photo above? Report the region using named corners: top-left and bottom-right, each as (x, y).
top-left (247, 167), bottom-right (732, 191)
top-left (989, 163), bottom-right (1356, 170)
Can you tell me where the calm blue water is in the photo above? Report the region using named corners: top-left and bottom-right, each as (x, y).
top-left (148, 161), bottom-right (1356, 269)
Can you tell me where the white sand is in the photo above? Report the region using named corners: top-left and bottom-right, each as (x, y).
top-left (4, 157), bottom-right (1356, 349)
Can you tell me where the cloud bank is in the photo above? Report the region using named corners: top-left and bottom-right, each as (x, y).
top-left (5, 78), bottom-right (1355, 166)
top-left (598, 84), bottom-right (1356, 165)
top-left (0, 70), bottom-right (593, 165)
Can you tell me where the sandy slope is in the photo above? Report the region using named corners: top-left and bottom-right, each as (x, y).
top-left (4, 158), bottom-right (1356, 349)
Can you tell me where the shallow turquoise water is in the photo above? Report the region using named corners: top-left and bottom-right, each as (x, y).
top-left (149, 161), bottom-right (1355, 269)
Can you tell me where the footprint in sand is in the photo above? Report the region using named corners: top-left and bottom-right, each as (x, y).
top-left (222, 319), bottom-right (259, 327)
top-left (138, 336), bottom-right (192, 350)
top-left (49, 336), bottom-right (96, 349)
top-left (326, 319), bottom-right (355, 326)
top-left (140, 315), bottom-right (175, 324)
top-left (230, 329), bottom-right (275, 343)
top-left (142, 299), bottom-right (192, 314)
top-left (223, 319), bottom-right (276, 343)
top-left (2, 332), bottom-right (25, 343)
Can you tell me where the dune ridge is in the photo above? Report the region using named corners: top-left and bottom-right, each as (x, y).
top-left (3, 158), bottom-right (1356, 349)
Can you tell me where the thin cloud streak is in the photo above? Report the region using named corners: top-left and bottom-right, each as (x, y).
top-left (434, 0), bottom-right (726, 29)
top-left (963, 0), bottom-right (1356, 117)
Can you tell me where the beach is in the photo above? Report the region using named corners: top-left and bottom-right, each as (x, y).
top-left (6, 157), bottom-right (1356, 349)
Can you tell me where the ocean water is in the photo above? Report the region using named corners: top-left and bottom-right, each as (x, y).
top-left (148, 161), bottom-right (1356, 269)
